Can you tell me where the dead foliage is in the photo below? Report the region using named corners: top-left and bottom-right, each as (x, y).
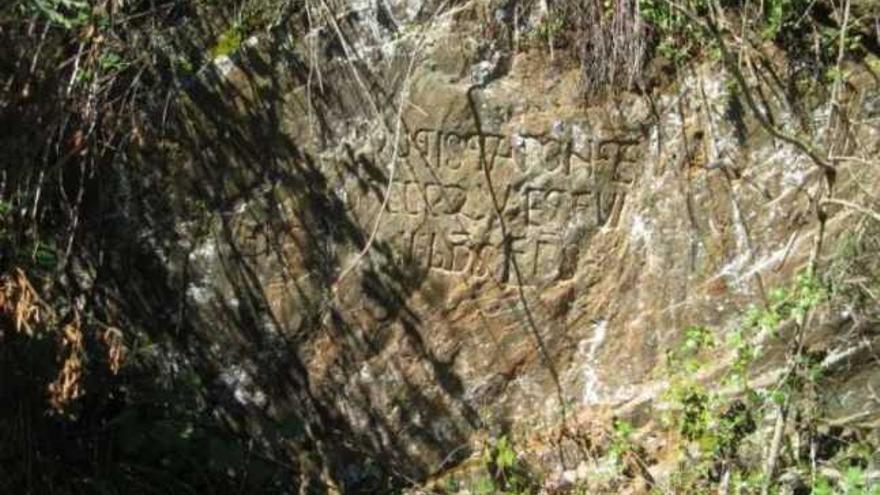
top-left (48, 313), bottom-right (85, 412)
top-left (574, 0), bottom-right (649, 97)
top-left (1, 267), bottom-right (127, 412)
top-left (0, 267), bottom-right (44, 338)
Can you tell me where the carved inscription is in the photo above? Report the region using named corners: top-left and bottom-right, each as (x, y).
top-left (334, 126), bottom-right (640, 286)
top-left (385, 182), bottom-right (467, 216)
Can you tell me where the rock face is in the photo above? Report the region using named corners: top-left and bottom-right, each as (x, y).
top-left (128, 0), bottom-right (880, 487)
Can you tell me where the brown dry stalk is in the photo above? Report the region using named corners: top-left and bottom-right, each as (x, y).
top-left (102, 326), bottom-right (127, 375)
top-left (1, 268), bottom-right (127, 411)
top-left (578, 0), bottom-right (648, 97)
top-left (48, 313), bottom-right (85, 412)
top-left (0, 268), bottom-right (44, 337)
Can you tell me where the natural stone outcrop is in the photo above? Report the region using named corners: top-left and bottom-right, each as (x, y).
top-left (119, 0), bottom-right (880, 488)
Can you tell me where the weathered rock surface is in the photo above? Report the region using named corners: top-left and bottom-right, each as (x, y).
top-left (123, 0), bottom-right (880, 488)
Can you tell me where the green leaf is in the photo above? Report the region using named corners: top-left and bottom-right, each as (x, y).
top-left (844, 466), bottom-right (866, 491)
top-left (812, 477), bottom-right (833, 495)
top-left (34, 243), bottom-right (58, 269)
top-left (496, 436), bottom-right (516, 469)
top-left (100, 52), bottom-right (124, 71)
top-left (770, 389), bottom-right (787, 406)
top-left (474, 476), bottom-right (495, 495)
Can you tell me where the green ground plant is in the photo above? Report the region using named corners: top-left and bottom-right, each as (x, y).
top-left (27, 0), bottom-right (90, 29)
top-left (472, 435), bottom-right (539, 495)
top-left (653, 269), bottom-right (880, 494)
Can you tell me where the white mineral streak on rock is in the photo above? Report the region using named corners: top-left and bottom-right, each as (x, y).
top-left (185, 285), bottom-right (213, 305)
top-left (629, 214), bottom-right (652, 245)
top-left (186, 239), bottom-right (220, 304)
top-left (581, 319), bottom-right (608, 405)
top-left (471, 60), bottom-right (496, 86)
top-left (715, 181), bottom-right (754, 291)
top-left (735, 244), bottom-right (788, 283)
top-left (213, 55), bottom-right (235, 77)
top-left (780, 148), bottom-right (810, 188)
top-left (220, 364), bottom-right (268, 407)
top-left (189, 239), bottom-right (217, 264)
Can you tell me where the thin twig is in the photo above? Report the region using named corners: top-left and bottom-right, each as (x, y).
top-left (824, 0), bottom-right (851, 145)
top-left (821, 197), bottom-right (880, 223)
